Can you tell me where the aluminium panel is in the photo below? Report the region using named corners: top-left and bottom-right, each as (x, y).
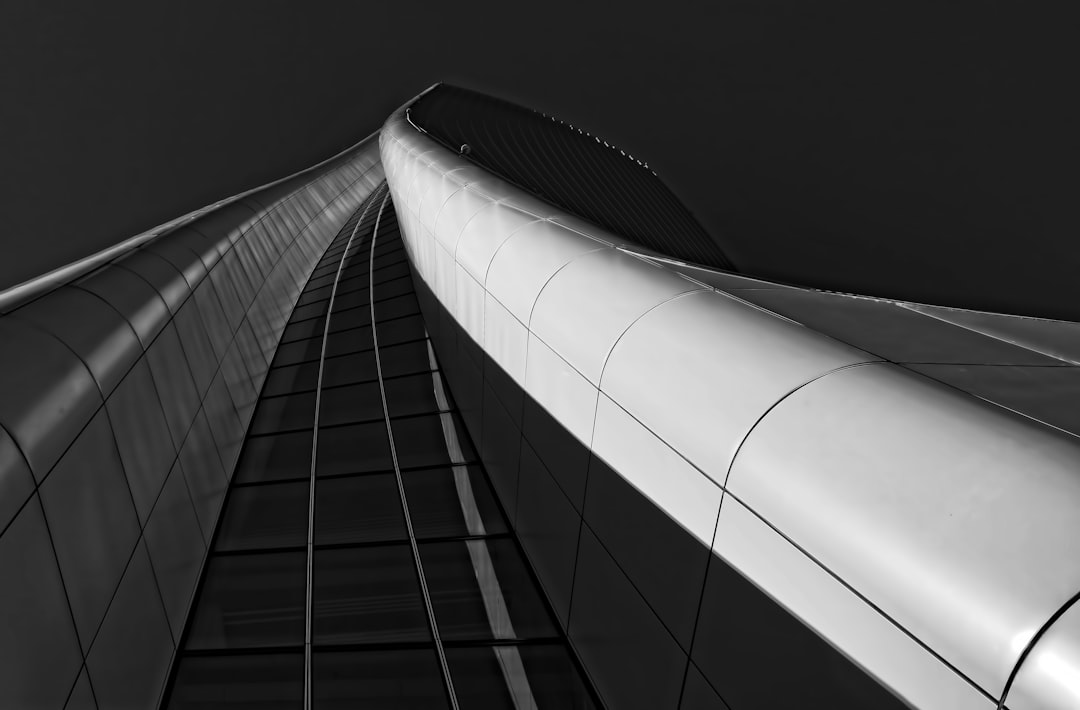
top-left (591, 394), bottom-right (722, 547)
top-left (11, 284), bottom-right (142, 398)
top-left (600, 289), bottom-right (872, 485)
top-left (529, 248), bottom-right (702, 385)
top-left (1005, 598), bottom-right (1080, 710)
top-left (522, 334), bottom-right (598, 449)
top-left (727, 362), bottom-right (1080, 698)
top-left (485, 219), bottom-right (605, 326)
top-left (905, 303), bottom-right (1080, 365)
top-left (0, 317), bottom-right (102, 480)
top-left (455, 201), bottom-right (540, 285)
top-left (712, 496), bottom-right (992, 710)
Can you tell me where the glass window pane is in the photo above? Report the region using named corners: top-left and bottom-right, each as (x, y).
top-left (391, 414), bottom-right (476, 470)
top-left (384, 374), bottom-right (441, 417)
top-left (375, 315), bottom-right (426, 347)
top-left (377, 339), bottom-right (435, 379)
top-left (328, 288), bottom-right (368, 313)
top-left (313, 545), bottom-right (429, 645)
top-left (250, 392), bottom-right (316, 435)
top-left (370, 275), bottom-right (415, 302)
top-left (319, 381), bottom-right (384, 427)
top-left (315, 474), bottom-right (406, 545)
top-left (316, 421), bottom-right (392, 476)
top-left (371, 261), bottom-right (411, 285)
top-left (186, 552), bottom-right (306, 649)
top-left (166, 652), bottom-right (304, 710)
top-left (280, 317), bottom-right (324, 344)
top-left (215, 481), bottom-right (309, 552)
top-left (313, 649), bottom-right (448, 709)
top-left (325, 326), bottom-right (373, 358)
top-left (262, 362), bottom-right (319, 397)
top-left (420, 539), bottom-right (557, 641)
top-left (374, 294), bottom-right (420, 322)
top-left (328, 306), bottom-right (370, 333)
top-left (235, 431), bottom-right (313, 483)
top-left (403, 467), bottom-right (507, 539)
top-left (446, 644), bottom-right (596, 710)
top-left (272, 336), bottom-right (323, 367)
top-left (321, 351), bottom-right (378, 388)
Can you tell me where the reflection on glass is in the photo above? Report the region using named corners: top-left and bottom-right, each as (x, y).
top-left (186, 552), bottom-right (306, 650)
top-left (167, 652), bottom-right (304, 710)
top-left (215, 481), bottom-right (309, 551)
top-left (313, 545), bottom-right (430, 645)
top-left (313, 649), bottom-right (449, 709)
top-left (446, 644), bottom-right (596, 710)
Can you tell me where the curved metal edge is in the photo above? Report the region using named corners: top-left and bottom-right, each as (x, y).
top-left (380, 94), bottom-right (1080, 710)
top-left (0, 130), bottom-right (382, 314)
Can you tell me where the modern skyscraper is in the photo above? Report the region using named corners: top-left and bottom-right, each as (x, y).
top-left (0, 84), bottom-right (1077, 709)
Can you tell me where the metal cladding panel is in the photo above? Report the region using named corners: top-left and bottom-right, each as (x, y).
top-left (905, 303), bottom-right (1080, 365)
top-left (0, 133), bottom-right (384, 709)
top-left (712, 497), bottom-right (992, 710)
top-left (382, 98), bottom-right (1080, 708)
top-left (483, 292), bottom-right (528, 387)
top-left (485, 220), bottom-right (605, 325)
top-left (905, 363), bottom-right (1080, 437)
top-left (0, 317), bottom-right (102, 480)
top-left (1006, 599), bottom-right (1080, 710)
top-left (11, 285), bottom-right (143, 398)
top-left (728, 362), bottom-right (1080, 697)
top-left (591, 394), bottom-right (722, 546)
top-left (530, 249), bottom-right (702, 386)
top-left (455, 202), bottom-right (539, 284)
top-left (602, 289), bottom-right (873, 483)
top-left (522, 333), bottom-right (598, 447)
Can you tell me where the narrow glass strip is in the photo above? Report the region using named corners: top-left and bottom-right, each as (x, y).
top-left (304, 184), bottom-right (386, 710)
top-left (370, 194), bottom-right (461, 710)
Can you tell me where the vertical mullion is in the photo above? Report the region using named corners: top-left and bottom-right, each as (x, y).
top-left (369, 193), bottom-right (461, 710)
top-left (304, 185), bottom-right (384, 710)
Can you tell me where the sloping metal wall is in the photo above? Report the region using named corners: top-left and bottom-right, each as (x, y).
top-left (0, 137), bottom-right (383, 709)
top-left (381, 98), bottom-right (1080, 710)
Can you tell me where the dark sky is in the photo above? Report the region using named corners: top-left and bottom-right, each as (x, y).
top-left (3, 2), bottom-right (1078, 319)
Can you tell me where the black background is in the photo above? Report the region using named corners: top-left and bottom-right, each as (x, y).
top-left (2, 2), bottom-right (1077, 319)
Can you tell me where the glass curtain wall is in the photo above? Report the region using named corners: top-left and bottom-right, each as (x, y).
top-left (161, 184), bottom-right (599, 709)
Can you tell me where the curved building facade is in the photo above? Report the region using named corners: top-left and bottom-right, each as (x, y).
top-left (0, 84), bottom-right (1077, 709)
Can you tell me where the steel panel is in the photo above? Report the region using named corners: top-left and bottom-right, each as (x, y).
top-left (1005, 599), bottom-right (1080, 710)
top-left (106, 358), bottom-right (177, 525)
top-left (453, 264), bottom-right (486, 346)
top-left (11, 285), bottom-right (142, 397)
top-left (530, 249), bottom-right (701, 385)
top-left (713, 496), bottom-right (991, 709)
top-left (114, 249), bottom-right (190, 315)
top-left (601, 289), bottom-right (871, 484)
top-left (591, 394), bottom-right (721, 546)
top-left (523, 334), bottom-right (598, 448)
top-left (483, 293), bottom-right (528, 387)
top-left (0, 426), bottom-right (33, 536)
top-left (905, 304), bottom-right (1080, 365)
top-left (485, 220), bottom-right (604, 325)
top-left (455, 202), bottom-right (539, 285)
top-left (905, 363), bottom-right (1080, 437)
top-left (0, 496), bottom-right (83, 709)
top-left (736, 289), bottom-right (1062, 366)
top-left (728, 362), bottom-right (1080, 697)
top-left (0, 317), bottom-right (102, 479)
top-left (76, 266), bottom-right (170, 349)
top-left (432, 184), bottom-right (494, 256)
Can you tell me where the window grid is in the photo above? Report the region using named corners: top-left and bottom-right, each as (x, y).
top-left (163, 184), bottom-right (598, 709)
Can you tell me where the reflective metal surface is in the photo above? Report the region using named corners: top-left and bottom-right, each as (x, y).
top-left (0, 133), bottom-right (384, 708)
top-left (728, 362), bottom-right (1080, 698)
top-left (1005, 598), bottom-right (1080, 710)
top-left (382, 93), bottom-right (1080, 709)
